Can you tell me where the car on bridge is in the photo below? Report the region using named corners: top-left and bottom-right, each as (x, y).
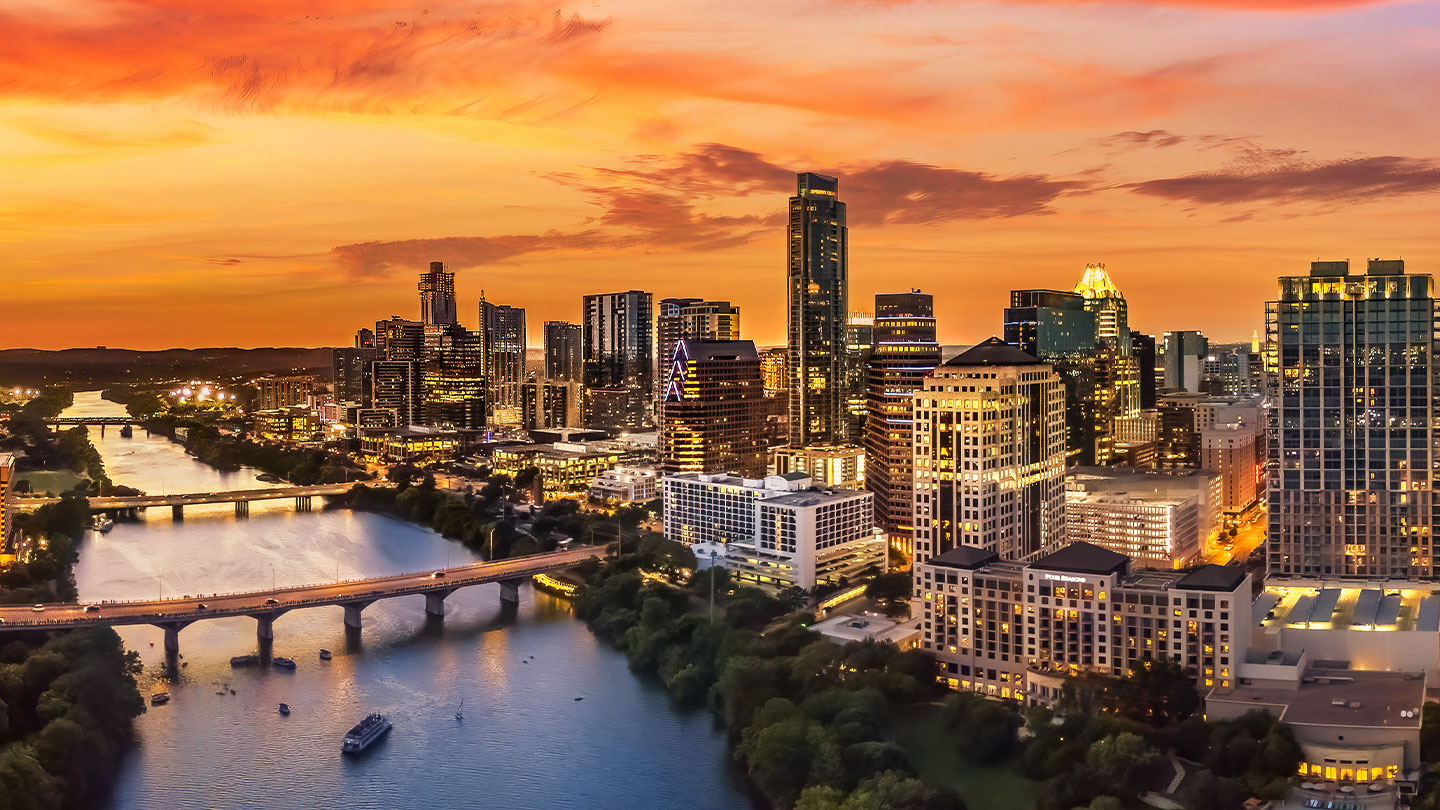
top-left (83, 604), bottom-right (100, 612)
top-left (431, 571), bottom-right (446, 578)
top-left (265, 598), bottom-right (279, 605)
top-left (197, 602), bottom-right (209, 610)
top-left (32, 604), bottom-right (44, 612)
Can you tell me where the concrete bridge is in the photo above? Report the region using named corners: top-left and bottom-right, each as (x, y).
top-left (15, 483), bottom-right (357, 517)
top-left (0, 546), bottom-right (600, 655)
top-left (42, 416), bottom-right (148, 436)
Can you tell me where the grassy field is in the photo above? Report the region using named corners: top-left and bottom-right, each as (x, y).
top-left (16, 469), bottom-right (87, 496)
top-left (893, 704), bottom-right (1043, 810)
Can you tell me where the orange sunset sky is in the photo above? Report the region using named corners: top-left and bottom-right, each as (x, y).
top-left (2, 0), bottom-right (1438, 350)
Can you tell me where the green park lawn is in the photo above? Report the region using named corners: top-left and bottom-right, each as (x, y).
top-left (17, 469), bottom-right (87, 496)
top-left (893, 704), bottom-right (1043, 810)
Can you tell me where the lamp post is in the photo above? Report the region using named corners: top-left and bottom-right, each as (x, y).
top-left (268, 562), bottom-right (276, 591)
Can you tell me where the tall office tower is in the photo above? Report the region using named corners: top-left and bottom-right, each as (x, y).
top-left (1163, 330), bottom-right (1209, 393)
top-left (659, 339), bottom-right (767, 478)
top-left (0, 453), bottom-right (14, 551)
top-left (544, 321), bottom-right (583, 383)
top-left (1131, 332), bottom-right (1158, 409)
top-left (787, 172), bottom-right (848, 447)
top-left (912, 338), bottom-right (1067, 564)
top-left (1074, 263), bottom-right (1141, 462)
top-left (422, 324), bottom-right (486, 429)
top-left (333, 348), bottom-right (378, 405)
top-left (758, 347), bottom-right (789, 399)
top-left (1267, 259), bottom-right (1439, 579)
top-left (656, 298), bottom-right (741, 371)
top-left (375, 316), bottom-right (425, 361)
top-left (1005, 289), bottom-right (1102, 466)
top-left (355, 328), bottom-right (375, 349)
top-left (418, 261), bottom-right (458, 326)
top-left (521, 379), bottom-right (582, 430)
top-left (582, 290), bottom-right (654, 429)
top-left (843, 312), bottom-right (874, 442)
top-left (864, 291), bottom-right (940, 554)
top-left (371, 359), bottom-right (420, 427)
top-left (478, 294), bottom-right (526, 416)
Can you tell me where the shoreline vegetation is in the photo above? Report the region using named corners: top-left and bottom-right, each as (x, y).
top-left (0, 388), bottom-right (147, 809)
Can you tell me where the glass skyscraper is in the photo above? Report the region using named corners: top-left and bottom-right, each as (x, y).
top-left (1267, 258), bottom-right (1438, 579)
top-left (787, 172), bottom-right (848, 447)
top-left (582, 290), bottom-right (654, 429)
top-left (479, 295), bottom-right (526, 416)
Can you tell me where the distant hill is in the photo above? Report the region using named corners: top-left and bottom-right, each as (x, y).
top-left (0, 347), bottom-right (335, 387)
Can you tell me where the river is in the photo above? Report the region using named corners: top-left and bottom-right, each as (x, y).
top-left (61, 392), bottom-right (751, 810)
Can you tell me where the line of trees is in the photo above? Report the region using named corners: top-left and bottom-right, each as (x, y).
top-left (165, 423), bottom-right (361, 485)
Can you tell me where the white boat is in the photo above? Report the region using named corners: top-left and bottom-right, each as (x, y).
top-left (92, 515), bottom-right (114, 533)
top-left (454, 699), bottom-right (464, 721)
top-left (341, 713), bottom-right (392, 754)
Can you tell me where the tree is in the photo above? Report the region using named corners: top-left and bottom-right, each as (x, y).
top-left (1084, 733), bottom-right (1160, 792)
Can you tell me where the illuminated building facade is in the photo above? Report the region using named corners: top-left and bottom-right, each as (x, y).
top-left (418, 261), bottom-right (457, 326)
top-left (1064, 488), bottom-right (1201, 569)
top-left (520, 379), bottom-right (581, 431)
top-left (583, 290), bottom-right (654, 430)
top-left (1005, 289), bottom-right (1102, 466)
top-left (332, 347), bottom-right (377, 405)
top-left (1066, 466), bottom-right (1222, 559)
top-left (658, 339), bottom-right (767, 478)
top-left (911, 338), bottom-right (1067, 565)
top-left (843, 312), bottom-right (875, 442)
top-left (421, 324), bottom-right (486, 429)
top-left (543, 320), bottom-right (582, 383)
top-left (664, 472), bottom-right (886, 590)
top-left (863, 291), bottom-right (940, 553)
top-left (589, 466), bottom-right (658, 504)
top-left (916, 542), bottom-right (1249, 703)
top-left (255, 375), bottom-right (314, 410)
top-left (492, 442), bottom-right (621, 498)
top-left (771, 445), bottom-right (865, 490)
top-left (0, 453), bottom-right (15, 552)
top-left (656, 298), bottom-right (740, 386)
top-left (1201, 422), bottom-right (1263, 516)
top-left (371, 359), bottom-right (420, 427)
top-left (479, 295), bottom-right (526, 417)
top-left (359, 426), bottom-right (460, 465)
top-left (787, 172), bottom-right (848, 447)
top-left (1266, 258), bottom-right (1439, 579)
top-left (254, 407), bottom-right (321, 444)
top-left (758, 347), bottom-right (788, 399)
top-left (1073, 264), bottom-right (1141, 462)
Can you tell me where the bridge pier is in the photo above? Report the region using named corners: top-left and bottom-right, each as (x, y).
top-left (295, 495), bottom-right (312, 512)
top-left (235, 501), bottom-right (249, 518)
top-left (251, 611), bottom-right (287, 642)
top-left (425, 589), bottom-right (458, 619)
top-left (499, 579), bottom-right (522, 605)
top-left (99, 424), bottom-right (105, 437)
top-left (342, 601), bottom-right (374, 631)
top-left (151, 620), bottom-right (193, 657)
top-left (172, 504), bottom-right (184, 521)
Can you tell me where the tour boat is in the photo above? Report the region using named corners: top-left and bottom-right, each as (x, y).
top-left (319, 649), bottom-right (332, 661)
top-left (272, 656), bottom-right (296, 671)
top-left (150, 692), bottom-right (170, 706)
top-left (278, 703), bottom-right (291, 716)
top-left (92, 515), bottom-right (114, 533)
top-left (230, 654), bottom-right (259, 667)
top-left (341, 714), bottom-right (392, 754)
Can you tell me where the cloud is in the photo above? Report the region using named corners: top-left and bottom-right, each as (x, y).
top-left (1128, 155), bottom-right (1440, 205)
top-left (1093, 130), bottom-right (1189, 151)
top-left (592, 143), bottom-right (1085, 224)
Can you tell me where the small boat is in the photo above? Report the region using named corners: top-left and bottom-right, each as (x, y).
top-left (341, 713), bottom-right (392, 754)
top-left (319, 649), bottom-right (332, 661)
top-left (119, 425), bottom-right (133, 438)
top-left (279, 703), bottom-right (291, 716)
top-left (151, 692), bottom-right (170, 706)
top-left (256, 473), bottom-right (282, 483)
top-left (272, 656), bottom-right (296, 671)
top-left (230, 654), bottom-right (259, 667)
top-left (574, 697), bottom-right (584, 701)
top-left (230, 688), bottom-right (236, 695)
top-left (91, 515), bottom-right (114, 533)
top-left (454, 698), bottom-right (464, 721)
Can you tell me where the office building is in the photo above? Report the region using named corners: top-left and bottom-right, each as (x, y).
top-left (665, 472), bottom-right (886, 590)
top-left (371, 359), bottom-right (420, 426)
top-left (787, 172), bottom-right (849, 447)
top-left (1163, 330), bottom-right (1209, 393)
top-left (254, 407), bottom-right (321, 444)
top-left (659, 339), bottom-right (767, 478)
top-left (656, 298), bottom-right (741, 384)
top-left (772, 445), bottom-right (865, 490)
top-left (758, 347), bottom-right (788, 399)
top-left (1067, 466), bottom-right (1222, 559)
top-left (912, 338), bottom-right (1067, 564)
top-left (478, 294), bottom-right (526, 417)
top-left (354, 328), bottom-right (375, 349)
top-left (421, 324), bottom-right (486, 429)
top-left (359, 426), bottom-right (459, 464)
top-left (864, 291), bottom-right (941, 553)
top-left (917, 543), bottom-right (1249, 702)
top-left (544, 321), bottom-right (583, 383)
top-left (1065, 486), bottom-right (1201, 569)
top-left (1202, 343), bottom-right (1261, 396)
top-left (1267, 259), bottom-right (1438, 579)
top-left (0, 454), bottom-right (15, 551)
top-left (583, 290), bottom-right (654, 429)
top-left (255, 375), bottom-right (314, 410)
top-left (1157, 392), bottom-right (1264, 470)
top-left (520, 379), bottom-right (581, 431)
top-left (492, 442), bottom-right (621, 499)
top-left (1201, 422), bottom-right (1263, 517)
top-left (1131, 332), bottom-right (1158, 409)
top-left (418, 261), bottom-right (457, 326)
top-left (1073, 264), bottom-right (1141, 460)
top-left (375, 316), bottom-right (425, 361)
top-left (842, 312), bottom-right (874, 442)
top-left (332, 347), bottom-right (377, 406)
top-left (589, 466), bottom-right (658, 504)
top-left (1005, 289), bottom-right (1102, 466)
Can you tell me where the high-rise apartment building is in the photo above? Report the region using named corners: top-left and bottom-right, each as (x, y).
top-left (255, 375), bottom-right (314, 410)
top-left (418, 261), bottom-right (458, 326)
top-left (520, 379), bottom-right (581, 431)
top-left (758, 347), bottom-right (788, 399)
top-left (659, 339), bottom-right (767, 478)
top-left (912, 338), bottom-right (1067, 564)
top-left (544, 321), bottom-right (583, 383)
top-left (656, 298), bottom-right (741, 379)
top-left (583, 290), bottom-right (654, 429)
top-left (863, 291), bottom-right (941, 553)
top-left (332, 347), bottom-right (377, 405)
top-left (0, 453), bottom-right (15, 552)
top-left (371, 360), bottom-right (420, 427)
top-left (1164, 330), bottom-right (1209, 393)
top-left (1131, 332), bottom-right (1158, 409)
top-left (787, 172), bottom-right (848, 447)
top-left (479, 295), bottom-right (526, 416)
top-left (843, 312), bottom-right (874, 442)
top-left (421, 324), bottom-right (486, 429)
top-left (1005, 289), bottom-right (1102, 466)
top-left (1267, 259), bottom-right (1438, 579)
top-left (375, 316), bottom-right (425, 361)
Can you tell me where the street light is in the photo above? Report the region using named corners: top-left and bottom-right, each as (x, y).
top-left (268, 562), bottom-right (276, 591)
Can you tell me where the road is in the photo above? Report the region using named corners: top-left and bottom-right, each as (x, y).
top-left (0, 545), bottom-right (600, 631)
top-left (15, 483), bottom-right (357, 511)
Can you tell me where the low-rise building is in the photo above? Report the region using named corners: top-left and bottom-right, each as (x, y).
top-left (770, 445), bottom-right (865, 489)
top-left (811, 612), bottom-right (921, 650)
top-left (589, 466), bottom-right (658, 504)
top-left (1250, 582), bottom-right (1440, 680)
top-left (666, 472), bottom-right (886, 590)
top-left (254, 407), bottom-right (321, 443)
top-left (1065, 486), bottom-right (1201, 569)
top-left (917, 541), bottom-right (1249, 704)
top-left (359, 426), bottom-right (460, 465)
top-left (492, 442), bottom-right (621, 498)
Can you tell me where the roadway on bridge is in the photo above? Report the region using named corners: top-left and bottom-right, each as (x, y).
top-left (0, 545), bottom-right (600, 631)
top-left (15, 483), bottom-right (358, 510)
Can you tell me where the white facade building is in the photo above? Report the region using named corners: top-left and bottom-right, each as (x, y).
top-left (1065, 487), bottom-right (1200, 569)
top-left (589, 466), bottom-right (657, 504)
top-left (664, 472), bottom-right (886, 590)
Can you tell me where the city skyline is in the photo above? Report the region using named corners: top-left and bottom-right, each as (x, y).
top-left (5, 0), bottom-right (1439, 349)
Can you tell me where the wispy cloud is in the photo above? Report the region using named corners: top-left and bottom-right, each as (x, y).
top-left (1128, 154), bottom-right (1440, 205)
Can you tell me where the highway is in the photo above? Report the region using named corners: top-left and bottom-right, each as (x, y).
top-left (0, 545), bottom-right (600, 632)
top-left (15, 483), bottom-right (356, 511)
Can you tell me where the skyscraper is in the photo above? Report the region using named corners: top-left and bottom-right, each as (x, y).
top-left (1130, 332), bottom-right (1158, 410)
top-left (421, 323), bottom-right (486, 429)
top-left (479, 294), bottom-right (526, 417)
top-left (332, 347), bottom-right (377, 405)
top-left (418, 261), bottom-right (457, 326)
top-left (787, 172), bottom-right (848, 447)
top-left (373, 316), bottom-right (425, 426)
top-left (1163, 330), bottom-right (1209, 393)
top-left (544, 321), bottom-right (583, 383)
top-left (863, 291), bottom-right (940, 554)
top-left (758, 347), bottom-right (788, 399)
top-left (659, 339), bottom-right (767, 478)
top-left (1267, 258), bottom-right (1438, 579)
top-left (843, 312), bottom-right (874, 442)
top-left (1073, 263), bottom-right (1141, 463)
top-left (912, 338), bottom-right (1067, 564)
top-left (583, 290), bottom-right (654, 429)
top-left (656, 298), bottom-right (741, 373)
top-left (1005, 289), bottom-right (1101, 466)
